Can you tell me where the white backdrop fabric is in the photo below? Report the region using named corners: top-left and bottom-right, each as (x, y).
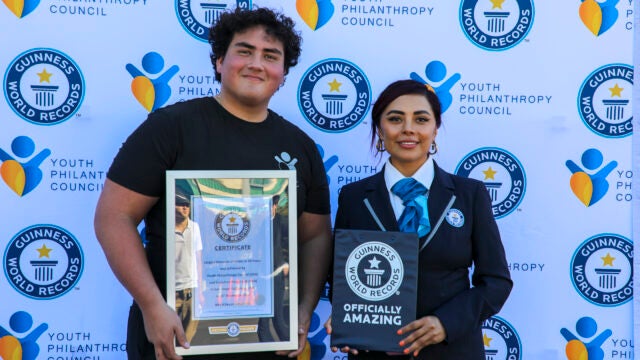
top-left (0, 1), bottom-right (636, 359)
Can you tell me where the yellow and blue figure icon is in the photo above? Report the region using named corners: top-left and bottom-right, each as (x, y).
top-left (579, 0), bottom-right (619, 36)
top-left (296, 0), bottom-right (334, 30)
top-left (561, 316), bottom-right (611, 360)
top-left (0, 311), bottom-right (48, 360)
top-left (126, 51), bottom-right (180, 112)
top-left (2, 0), bottom-right (40, 18)
top-left (0, 136), bottom-right (51, 197)
top-left (565, 148), bottom-right (617, 207)
top-left (410, 60), bottom-right (461, 113)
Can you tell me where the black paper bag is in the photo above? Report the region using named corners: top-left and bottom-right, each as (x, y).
top-left (330, 229), bottom-right (418, 353)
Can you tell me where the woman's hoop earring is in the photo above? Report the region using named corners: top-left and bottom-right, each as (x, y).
top-left (429, 141), bottom-right (438, 155)
top-left (376, 138), bottom-right (386, 152)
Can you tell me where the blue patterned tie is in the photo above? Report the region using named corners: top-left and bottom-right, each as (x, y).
top-left (391, 178), bottom-right (431, 237)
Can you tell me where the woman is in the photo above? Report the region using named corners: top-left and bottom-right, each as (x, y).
top-left (329, 79), bottom-right (512, 359)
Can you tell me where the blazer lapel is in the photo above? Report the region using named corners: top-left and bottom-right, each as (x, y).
top-left (363, 170), bottom-right (399, 232)
top-left (427, 162), bottom-right (456, 230)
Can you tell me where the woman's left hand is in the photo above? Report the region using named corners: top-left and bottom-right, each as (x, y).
top-left (397, 315), bottom-right (446, 356)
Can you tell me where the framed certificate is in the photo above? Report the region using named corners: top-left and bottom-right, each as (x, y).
top-left (166, 170), bottom-right (298, 356)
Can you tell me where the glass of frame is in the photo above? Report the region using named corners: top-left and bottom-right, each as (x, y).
top-left (166, 170), bottom-right (298, 356)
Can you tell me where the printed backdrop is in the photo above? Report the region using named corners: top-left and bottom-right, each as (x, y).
top-left (0, 1), bottom-right (638, 359)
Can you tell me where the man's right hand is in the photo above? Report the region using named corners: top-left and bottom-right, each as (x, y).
top-left (141, 301), bottom-right (189, 360)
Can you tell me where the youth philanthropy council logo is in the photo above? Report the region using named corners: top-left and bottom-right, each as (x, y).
top-left (4, 48), bottom-right (85, 125)
top-left (296, 0), bottom-right (334, 30)
top-left (215, 208), bottom-right (250, 242)
top-left (346, 241), bottom-right (403, 301)
top-left (0, 311), bottom-right (48, 360)
top-left (578, 64), bottom-right (633, 138)
top-left (4, 224), bottom-right (84, 300)
top-left (455, 147), bottom-right (526, 219)
top-left (298, 58), bottom-right (371, 133)
top-left (126, 51), bottom-right (180, 112)
top-left (459, 0), bottom-right (534, 51)
top-left (175, 0), bottom-right (251, 42)
top-left (570, 233), bottom-right (633, 307)
top-left (579, 0), bottom-right (619, 36)
top-left (561, 316), bottom-right (613, 359)
top-left (0, 136), bottom-right (51, 197)
top-left (2, 0), bottom-right (40, 18)
top-left (482, 316), bottom-right (522, 360)
top-left (565, 148), bottom-right (617, 207)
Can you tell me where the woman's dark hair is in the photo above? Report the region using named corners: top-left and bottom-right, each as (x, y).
top-left (209, 7), bottom-right (302, 82)
top-left (370, 79), bottom-right (442, 151)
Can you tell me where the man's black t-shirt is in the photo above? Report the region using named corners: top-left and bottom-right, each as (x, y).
top-left (107, 97), bottom-right (330, 359)
top-left (108, 97), bottom-right (329, 291)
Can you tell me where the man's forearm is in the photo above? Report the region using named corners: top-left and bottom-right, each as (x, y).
top-left (96, 216), bottom-right (164, 310)
top-left (94, 179), bottom-right (164, 311)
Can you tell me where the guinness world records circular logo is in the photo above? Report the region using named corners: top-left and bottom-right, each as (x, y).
top-left (577, 64), bottom-right (633, 138)
top-left (4, 48), bottom-right (85, 125)
top-left (482, 316), bottom-right (522, 360)
top-left (297, 58), bottom-right (371, 133)
top-left (345, 241), bottom-right (403, 302)
top-left (455, 147), bottom-right (526, 219)
top-left (227, 322), bottom-right (240, 337)
top-left (175, 0), bottom-right (252, 42)
top-left (214, 208), bottom-right (250, 242)
top-left (3, 224), bottom-right (84, 299)
top-left (570, 233), bottom-right (633, 307)
top-left (459, 0), bottom-right (534, 51)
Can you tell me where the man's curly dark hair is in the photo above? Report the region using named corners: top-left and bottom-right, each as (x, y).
top-left (209, 7), bottom-right (302, 82)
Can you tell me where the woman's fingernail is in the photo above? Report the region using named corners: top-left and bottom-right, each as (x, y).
top-left (399, 341), bottom-right (405, 346)
top-left (403, 348), bottom-right (410, 354)
top-left (397, 330), bottom-right (402, 335)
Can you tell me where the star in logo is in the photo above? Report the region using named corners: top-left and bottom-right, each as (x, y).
top-left (490, 0), bottom-right (505, 9)
top-left (37, 244), bottom-right (52, 258)
top-left (368, 256), bottom-right (381, 269)
top-left (229, 216), bottom-right (236, 223)
top-left (483, 332), bottom-right (493, 347)
top-left (328, 78), bottom-right (342, 92)
top-left (37, 68), bottom-right (53, 83)
top-left (601, 252), bottom-right (615, 266)
top-left (483, 166), bottom-right (497, 180)
top-left (609, 83), bottom-right (623, 97)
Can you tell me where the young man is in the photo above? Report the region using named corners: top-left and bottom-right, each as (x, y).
top-left (94, 7), bottom-right (332, 360)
